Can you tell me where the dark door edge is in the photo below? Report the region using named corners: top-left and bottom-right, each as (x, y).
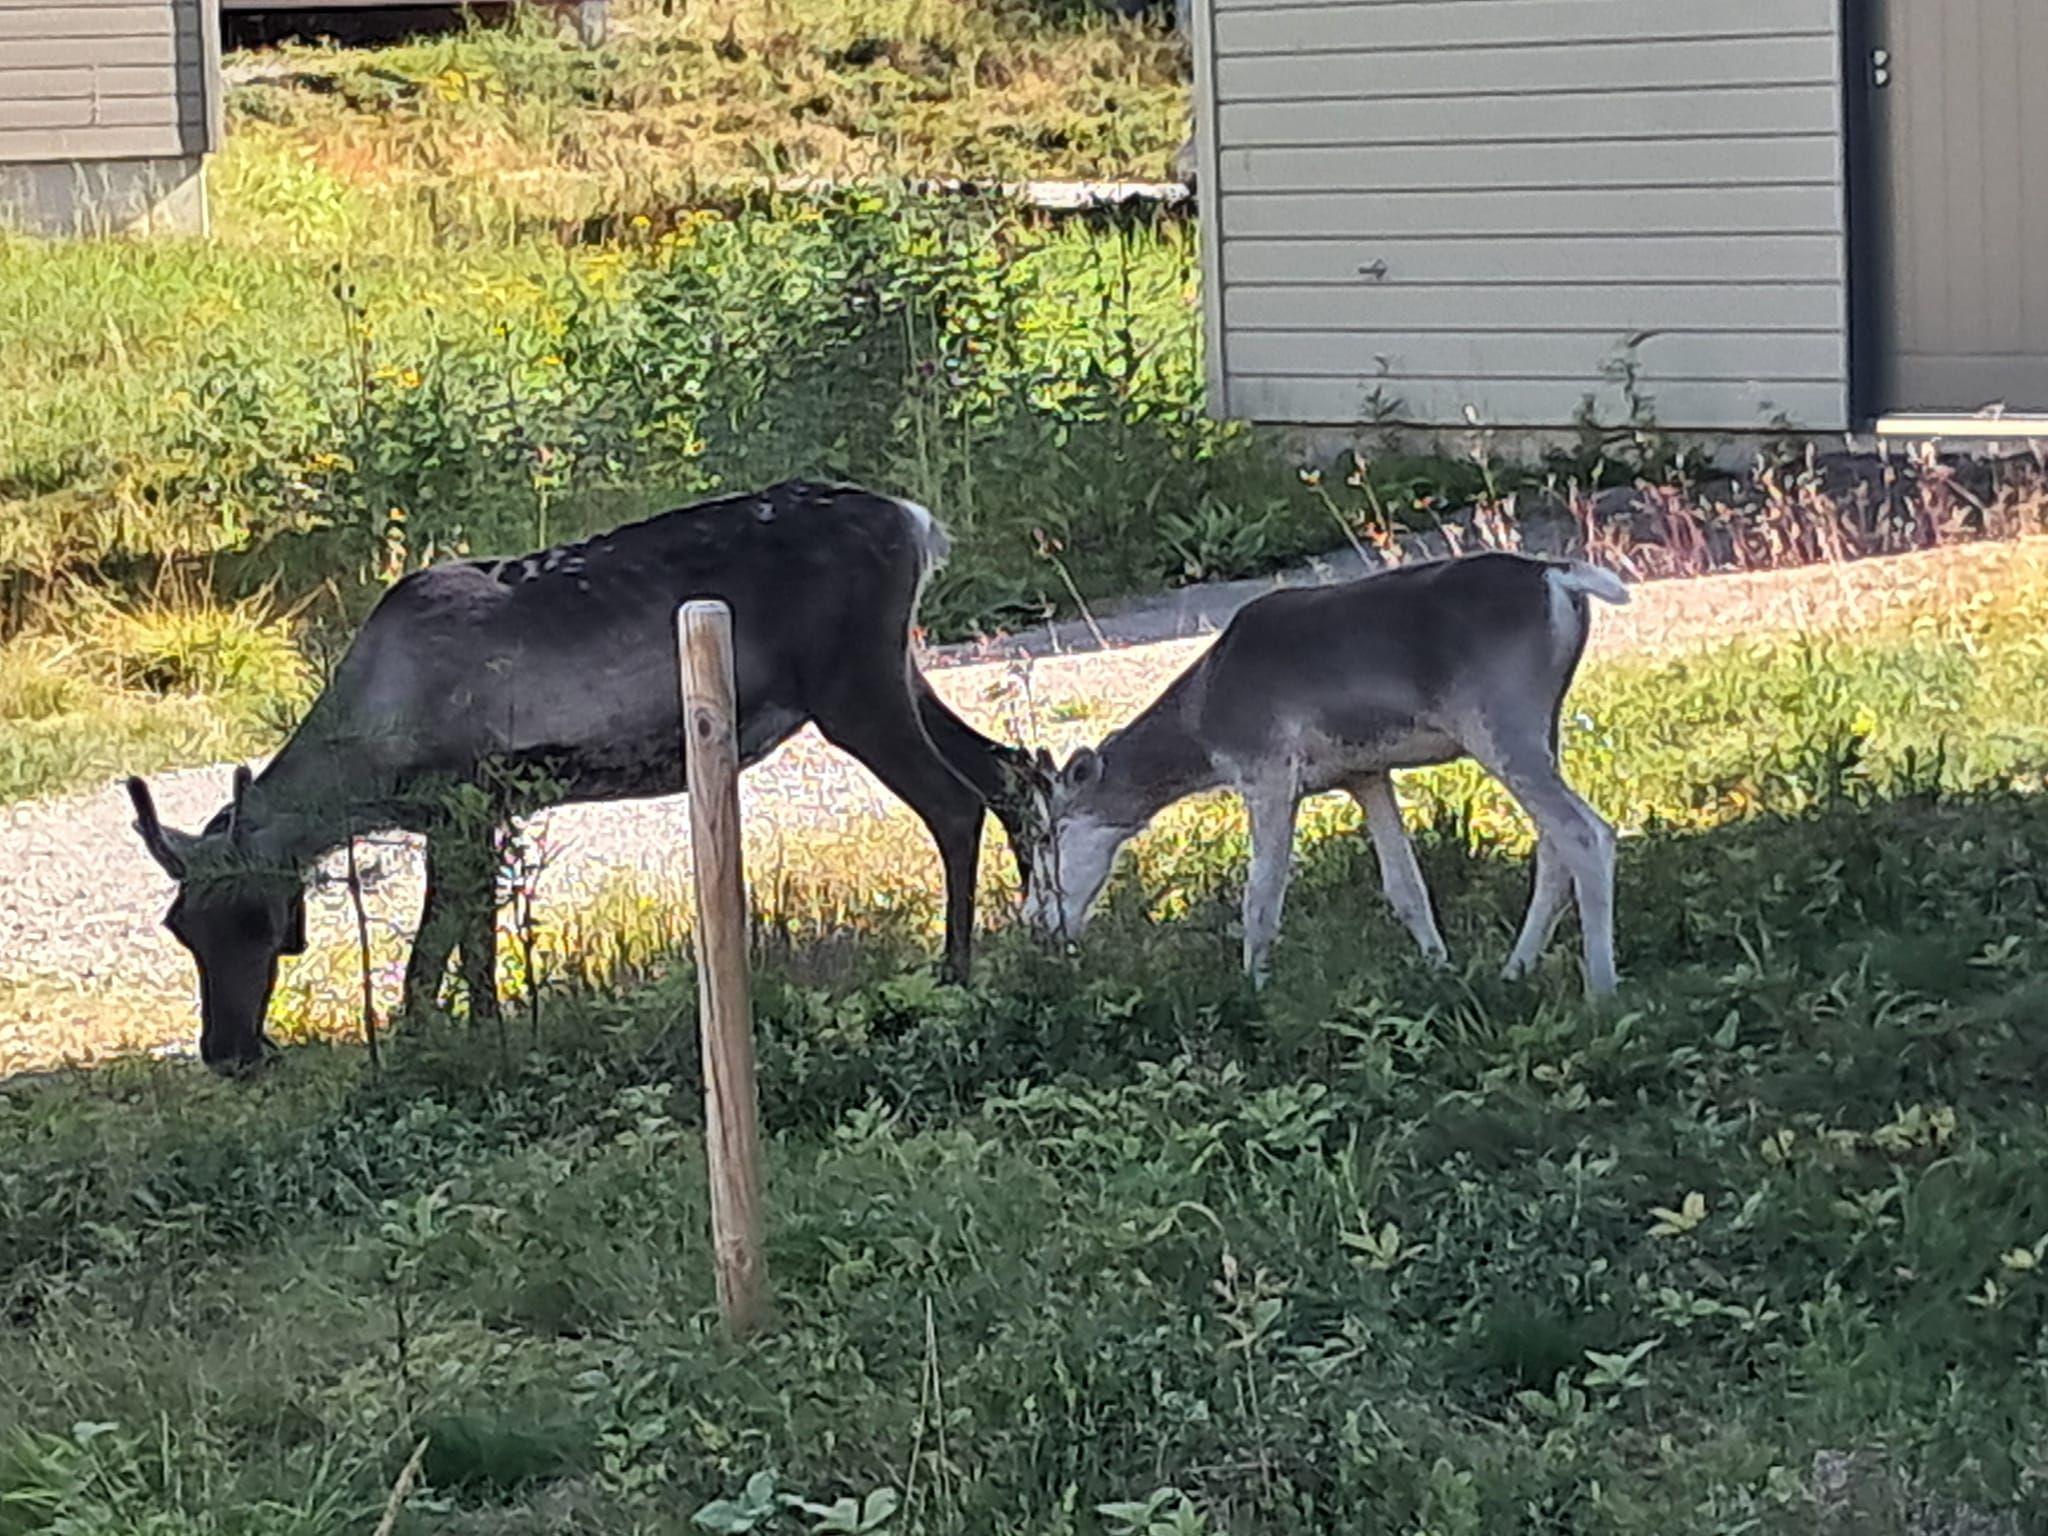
top-left (1841, 0), bottom-right (1887, 422)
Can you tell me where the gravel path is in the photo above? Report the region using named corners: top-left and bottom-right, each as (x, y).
top-left (3, 538), bottom-right (2036, 1074)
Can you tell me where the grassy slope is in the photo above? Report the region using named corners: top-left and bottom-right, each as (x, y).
top-left (5, 552), bottom-right (2047, 1533)
top-left (5, 0), bottom-right (1187, 523)
top-left (0, 0), bottom-right (1202, 806)
top-left (227, 0), bottom-right (1188, 204)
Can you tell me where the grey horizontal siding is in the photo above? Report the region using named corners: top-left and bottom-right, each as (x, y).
top-left (1229, 284), bottom-right (1842, 333)
top-left (1229, 330), bottom-right (1845, 384)
top-left (6, 36), bottom-right (190, 68)
top-left (0, 0), bottom-right (212, 164)
top-left (7, 65), bottom-right (205, 99)
top-left (1230, 375), bottom-right (1845, 431)
top-left (1221, 188), bottom-right (1841, 239)
top-left (0, 10), bottom-right (176, 45)
top-left (1218, 34), bottom-right (1836, 101)
top-left (1212, 0), bottom-right (1821, 51)
top-left (1198, 0), bottom-right (1850, 432)
top-left (0, 97), bottom-right (182, 132)
top-left (1220, 86), bottom-right (1840, 148)
top-left (1222, 235), bottom-right (1844, 287)
top-left (1219, 138), bottom-right (1842, 194)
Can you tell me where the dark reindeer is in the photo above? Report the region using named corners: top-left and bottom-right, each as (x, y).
top-left (1019, 552), bottom-right (1629, 995)
top-left (128, 481), bottom-right (1046, 1073)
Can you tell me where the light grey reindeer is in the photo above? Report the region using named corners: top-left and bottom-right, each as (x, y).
top-left (127, 481), bottom-right (1046, 1073)
top-left (1019, 551), bottom-right (1629, 993)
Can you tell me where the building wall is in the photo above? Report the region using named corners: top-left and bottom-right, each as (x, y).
top-left (0, 156), bottom-right (208, 236)
top-left (1195, 0), bottom-right (1850, 432)
top-left (0, 0), bottom-right (219, 235)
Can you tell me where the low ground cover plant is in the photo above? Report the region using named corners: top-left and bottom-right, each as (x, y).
top-left (4, 548), bottom-right (2046, 1533)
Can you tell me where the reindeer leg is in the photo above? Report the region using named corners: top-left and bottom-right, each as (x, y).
top-left (403, 831), bottom-right (461, 1017)
top-left (1345, 772), bottom-right (1448, 965)
top-left (1503, 840), bottom-right (1571, 981)
top-left (441, 814), bottom-right (502, 1025)
top-left (813, 688), bottom-right (987, 983)
top-left (1477, 750), bottom-right (1618, 997)
top-left (1241, 779), bottom-right (1301, 988)
top-left (460, 889), bottom-right (502, 1027)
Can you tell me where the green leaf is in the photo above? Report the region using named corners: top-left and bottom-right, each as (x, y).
top-left (692, 1500), bottom-right (766, 1534)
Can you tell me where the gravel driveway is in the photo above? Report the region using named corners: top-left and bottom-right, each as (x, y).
top-left (3, 538), bottom-right (2034, 1075)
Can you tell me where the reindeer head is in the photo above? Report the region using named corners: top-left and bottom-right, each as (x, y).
top-left (128, 767), bottom-right (307, 1074)
top-left (979, 740), bottom-right (1059, 893)
top-left (1017, 744), bottom-right (1131, 942)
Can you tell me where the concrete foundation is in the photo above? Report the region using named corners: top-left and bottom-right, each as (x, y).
top-left (0, 157), bottom-right (209, 238)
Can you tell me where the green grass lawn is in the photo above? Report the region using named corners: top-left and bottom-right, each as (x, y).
top-left (5, 552), bottom-right (2046, 1534)
top-left (8, 0), bottom-right (2039, 814)
top-left (0, 0), bottom-right (1228, 808)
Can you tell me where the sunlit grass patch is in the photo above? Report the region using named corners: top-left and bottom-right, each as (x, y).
top-left (221, 0), bottom-right (1188, 227)
top-left (0, 591), bottom-right (309, 804)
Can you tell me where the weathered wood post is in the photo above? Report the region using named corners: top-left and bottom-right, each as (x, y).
top-left (677, 600), bottom-right (768, 1338)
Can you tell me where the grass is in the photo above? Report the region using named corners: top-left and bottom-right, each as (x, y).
top-left (4, 543), bottom-right (2048, 1533)
top-left (7, 0), bottom-right (2047, 810)
top-left (0, 587), bottom-right (310, 804)
top-left (0, 160), bottom-right (1446, 805)
top-left (0, 0), bottom-right (1195, 592)
top-left (9, 2), bottom-right (2048, 1526)
top-left (228, 0), bottom-right (1190, 217)
top-left (0, 0), bottom-right (1217, 807)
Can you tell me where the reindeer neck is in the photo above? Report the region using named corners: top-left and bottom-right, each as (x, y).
top-left (242, 727), bottom-right (405, 874)
top-left (1095, 677), bottom-right (1221, 828)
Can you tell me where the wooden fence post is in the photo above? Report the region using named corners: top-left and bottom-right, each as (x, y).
top-left (677, 600), bottom-right (768, 1338)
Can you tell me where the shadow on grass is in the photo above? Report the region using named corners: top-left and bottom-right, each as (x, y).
top-left (3, 786), bottom-right (2046, 1531)
top-left (6, 783), bottom-right (2044, 1269)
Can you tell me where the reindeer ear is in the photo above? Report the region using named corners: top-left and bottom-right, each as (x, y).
top-left (128, 775), bottom-right (190, 880)
top-left (279, 889), bottom-right (308, 957)
top-left (227, 766), bottom-right (255, 845)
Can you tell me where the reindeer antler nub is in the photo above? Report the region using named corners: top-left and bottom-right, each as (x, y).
top-left (227, 765), bottom-right (255, 845)
top-left (127, 775), bottom-right (188, 879)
